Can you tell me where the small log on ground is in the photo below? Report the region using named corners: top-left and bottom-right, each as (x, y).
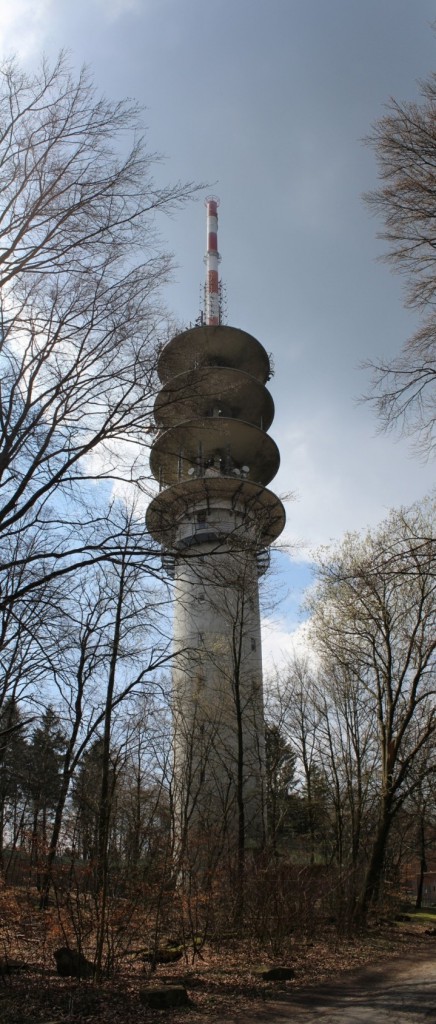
top-left (256, 965), bottom-right (295, 981)
top-left (139, 985), bottom-right (190, 1009)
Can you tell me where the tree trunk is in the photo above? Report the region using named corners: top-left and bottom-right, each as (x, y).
top-left (415, 818), bottom-right (427, 911)
top-left (38, 769), bottom-right (72, 908)
top-left (354, 801), bottom-right (393, 927)
top-left (232, 611), bottom-right (245, 926)
top-left (94, 562), bottom-right (125, 979)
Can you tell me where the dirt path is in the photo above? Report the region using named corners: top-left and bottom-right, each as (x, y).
top-left (222, 954), bottom-right (436, 1024)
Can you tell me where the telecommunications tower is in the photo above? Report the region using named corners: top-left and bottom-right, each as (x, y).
top-left (146, 199), bottom-right (285, 852)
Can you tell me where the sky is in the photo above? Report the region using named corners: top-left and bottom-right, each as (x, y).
top-left (1, 0), bottom-right (435, 664)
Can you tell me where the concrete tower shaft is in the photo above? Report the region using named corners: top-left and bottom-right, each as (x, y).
top-left (146, 208), bottom-right (285, 853)
top-left (172, 543), bottom-right (265, 846)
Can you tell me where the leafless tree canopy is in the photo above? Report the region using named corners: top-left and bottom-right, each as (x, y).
top-left (0, 54), bottom-right (200, 606)
top-left (365, 71), bottom-right (436, 455)
top-left (0, 53), bottom-right (195, 287)
top-left (308, 498), bottom-right (436, 921)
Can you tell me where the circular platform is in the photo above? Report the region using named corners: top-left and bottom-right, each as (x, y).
top-left (154, 365), bottom-right (275, 431)
top-left (150, 417), bottom-right (280, 488)
top-left (146, 476), bottom-right (286, 546)
top-left (157, 325), bottom-right (271, 385)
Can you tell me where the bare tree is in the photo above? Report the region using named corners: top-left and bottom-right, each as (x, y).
top-left (0, 698), bottom-right (28, 866)
top-left (34, 500), bottom-right (174, 911)
top-left (0, 53), bottom-right (197, 287)
top-left (308, 498), bottom-right (436, 925)
top-left (267, 653), bottom-right (383, 932)
top-left (318, 666), bottom-right (379, 875)
top-left (264, 721), bottom-right (297, 853)
top-left (364, 68), bottom-right (436, 455)
top-left (114, 707), bottom-right (172, 876)
top-left (0, 53), bottom-right (200, 611)
top-left (267, 658), bottom-right (325, 864)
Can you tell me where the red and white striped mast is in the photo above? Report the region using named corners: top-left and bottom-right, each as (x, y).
top-left (204, 196), bottom-right (221, 325)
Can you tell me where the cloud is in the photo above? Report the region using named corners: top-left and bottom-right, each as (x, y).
top-left (92, 0), bottom-right (143, 22)
top-left (83, 437), bottom-right (156, 509)
top-left (261, 616), bottom-right (313, 675)
top-left (274, 407), bottom-right (435, 558)
top-left (0, 0), bottom-right (52, 60)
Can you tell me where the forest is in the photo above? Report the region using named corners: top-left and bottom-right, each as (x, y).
top-left (0, 49), bottom-right (435, 1021)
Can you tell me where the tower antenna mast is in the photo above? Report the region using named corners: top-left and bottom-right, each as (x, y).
top-left (204, 196), bottom-right (221, 325)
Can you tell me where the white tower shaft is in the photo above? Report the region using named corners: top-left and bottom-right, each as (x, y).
top-left (172, 527), bottom-right (265, 847)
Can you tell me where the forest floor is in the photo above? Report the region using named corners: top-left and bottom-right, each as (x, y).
top-left (0, 885), bottom-right (434, 1024)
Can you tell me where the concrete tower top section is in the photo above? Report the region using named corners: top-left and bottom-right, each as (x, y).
top-left (146, 201), bottom-right (285, 554)
top-left (157, 325), bottom-right (271, 385)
